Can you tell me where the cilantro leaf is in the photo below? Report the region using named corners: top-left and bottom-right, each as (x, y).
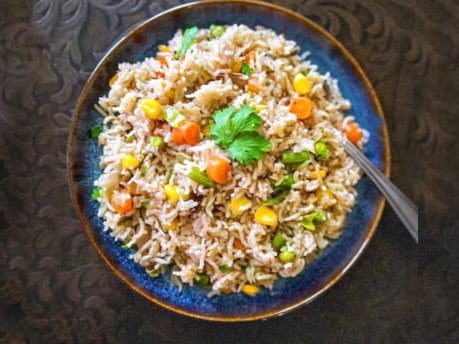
top-left (241, 62), bottom-right (252, 76)
top-left (230, 105), bottom-right (261, 135)
top-left (176, 26), bottom-right (198, 57)
top-left (209, 106), bottom-right (235, 148)
top-left (227, 132), bottom-right (271, 164)
top-left (210, 105), bottom-right (271, 164)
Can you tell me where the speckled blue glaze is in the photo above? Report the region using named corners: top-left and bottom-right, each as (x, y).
top-left (68, 1), bottom-right (388, 320)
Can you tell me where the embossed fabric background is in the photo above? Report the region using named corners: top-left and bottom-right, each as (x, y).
top-left (0, 1), bottom-right (457, 343)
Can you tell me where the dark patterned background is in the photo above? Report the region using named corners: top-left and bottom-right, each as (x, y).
top-left (0, 0), bottom-right (457, 343)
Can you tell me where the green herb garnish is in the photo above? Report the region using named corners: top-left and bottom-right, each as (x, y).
top-left (261, 174), bottom-right (295, 206)
top-left (301, 210), bottom-right (327, 231)
top-left (210, 105), bottom-right (271, 164)
top-left (218, 264), bottom-right (230, 273)
top-left (163, 107), bottom-right (185, 127)
top-left (91, 187), bottom-right (102, 200)
top-left (241, 62), bottom-right (252, 76)
top-left (176, 26), bottom-right (198, 57)
top-left (89, 125), bottom-right (102, 139)
top-left (121, 243), bottom-right (138, 251)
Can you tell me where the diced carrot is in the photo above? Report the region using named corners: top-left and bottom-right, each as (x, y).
top-left (171, 121), bottom-right (201, 146)
top-left (247, 78), bottom-right (261, 93)
top-left (343, 121), bottom-right (363, 144)
top-left (111, 191), bottom-right (133, 214)
top-left (234, 238), bottom-right (246, 251)
top-left (157, 72), bottom-right (165, 79)
top-left (171, 126), bottom-right (185, 145)
top-left (158, 57), bottom-right (168, 67)
top-left (290, 96), bottom-right (314, 119)
top-left (206, 155), bottom-right (231, 184)
top-left (243, 51), bottom-right (256, 63)
top-left (180, 121), bottom-right (201, 145)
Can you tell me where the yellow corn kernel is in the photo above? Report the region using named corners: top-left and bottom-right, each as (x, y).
top-left (177, 187), bottom-right (191, 201)
top-left (241, 284), bottom-right (260, 297)
top-left (109, 73), bottom-right (118, 87)
top-left (163, 219), bottom-right (177, 231)
top-left (140, 98), bottom-right (162, 119)
top-left (254, 104), bottom-right (267, 113)
top-left (221, 288), bottom-right (233, 294)
top-left (254, 206), bottom-right (278, 227)
top-left (158, 45), bottom-right (171, 53)
top-left (293, 73), bottom-right (312, 95)
top-left (230, 196), bottom-right (251, 216)
top-left (316, 189), bottom-right (335, 204)
top-left (310, 169), bottom-right (327, 179)
top-left (164, 184), bottom-right (179, 203)
top-left (121, 154), bottom-right (140, 169)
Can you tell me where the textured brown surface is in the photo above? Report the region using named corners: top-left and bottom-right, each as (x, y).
top-left (0, 0), bottom-right (457, 343)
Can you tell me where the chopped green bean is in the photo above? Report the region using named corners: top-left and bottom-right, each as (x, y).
top-left (281, 151), bottom-right (311, 166)
top-left (188, 167), bottom-right (214, 188)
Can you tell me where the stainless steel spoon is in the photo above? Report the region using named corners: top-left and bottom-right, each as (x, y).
top-left (341, 137), bottom-right (418, 243)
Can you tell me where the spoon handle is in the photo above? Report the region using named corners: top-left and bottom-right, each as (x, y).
top-left (342, 138), bottom-right (418, 243)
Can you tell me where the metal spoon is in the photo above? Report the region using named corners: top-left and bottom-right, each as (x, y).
top-left (341, 137), bottom-right (418, 243)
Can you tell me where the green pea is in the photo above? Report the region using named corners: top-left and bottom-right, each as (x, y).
top-left (272, 233), bottom-right (286, 250)
top-left (194, 273), bottom-right (210, 286)
top-left (210, 25), bottom-right (225, 38)
top-left (150, 136), bottom-right (164, 148)
top-left (89, 125), bottom-right (103, 139)
top-left (279, 250), bottom-right (296, 263)
top-left (314, 140), bottom-right (330, 159)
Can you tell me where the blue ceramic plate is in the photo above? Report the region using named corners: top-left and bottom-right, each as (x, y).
top-left (68, 0), bottom-right (390, 321)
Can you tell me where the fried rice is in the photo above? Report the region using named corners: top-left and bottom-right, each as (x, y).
top-left (93, 24), bottom-right (367, 296)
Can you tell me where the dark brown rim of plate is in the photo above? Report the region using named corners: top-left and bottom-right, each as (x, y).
top-left (67, 0), bottom-right (391, 322)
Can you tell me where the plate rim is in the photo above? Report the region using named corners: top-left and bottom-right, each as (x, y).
top-left (67, 0), bottom-right (391, 322)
